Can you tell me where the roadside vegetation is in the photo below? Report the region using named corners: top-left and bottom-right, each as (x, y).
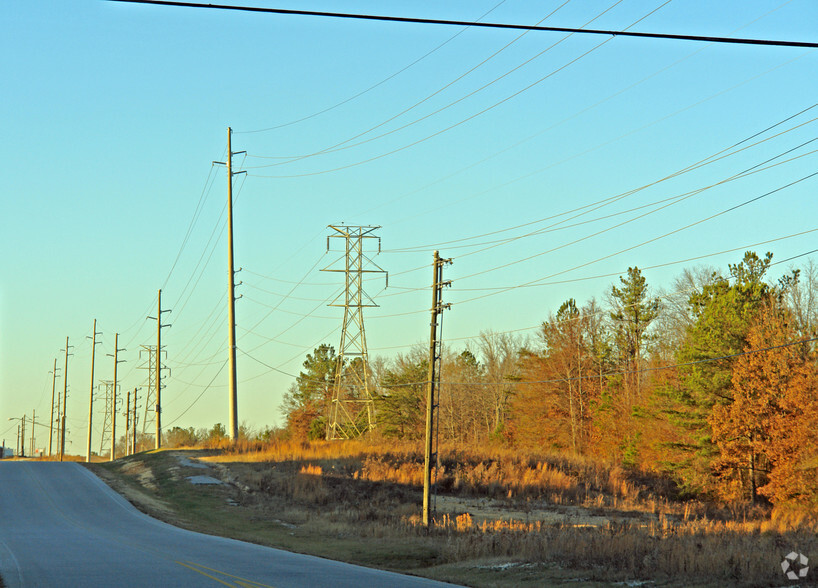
top-left (94, 251), bottom-right (818, 586)
top-left (92, 440), bottom-right (818, 587)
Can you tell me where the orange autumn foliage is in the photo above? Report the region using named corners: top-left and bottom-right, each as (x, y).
top-left (711, 305), bottom-right (818, 508)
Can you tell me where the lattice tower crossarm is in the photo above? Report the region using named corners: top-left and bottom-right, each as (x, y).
top-left (322, 225), bottom-right (386, 440)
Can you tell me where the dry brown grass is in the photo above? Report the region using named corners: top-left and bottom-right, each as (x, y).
top-left (198, 440), bottom-right (818, 586)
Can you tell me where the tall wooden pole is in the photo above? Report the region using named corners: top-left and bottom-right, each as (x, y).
top-left (132, 388), bottom-right (138, 455)
top-left (48, 358), bottom-right (57, 457)
top-left (156, 290), bottom-right (162, 449)
top-left (227, 127), bottom-right (239, 441)
top-left (423, 252), bottom-right (441, 527)
top-left (111, 333), bottom-right (119, 462)
top-left (86, 319), bottom-right (99, 463)
top-left (60, 336), bottom-right (69, 461)
top-left (124, 388), bottom-right (130, 456)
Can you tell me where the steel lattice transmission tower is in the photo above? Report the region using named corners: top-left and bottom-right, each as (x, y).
top-left (137, 344), bottom-right (169, 443)
top-left (322, 225), bottom-right (386, 439)
top-left (98, 380), bottom-right (115, 457)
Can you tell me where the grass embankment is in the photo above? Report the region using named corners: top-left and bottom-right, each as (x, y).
top-left (88, 442), bottom-right (818, 587)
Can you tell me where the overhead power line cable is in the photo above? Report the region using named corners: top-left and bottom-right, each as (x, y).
top-left (244, 0), bottom-right (610, 165)
top-left (454, 169), bottom-right (818, 307)
top-left (236, 0), bottom-right (510, 133)
top-left (108, 1), bottom-right (818, 48)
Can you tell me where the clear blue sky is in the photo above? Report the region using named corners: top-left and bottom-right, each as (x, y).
top-left (2, 0), bottom-right (817, 453)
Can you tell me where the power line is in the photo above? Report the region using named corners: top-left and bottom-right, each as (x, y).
top-left (452, 230), bottom-right (818, 292)
top-left (108, 1), bottom-right (818, 48)
top-left (419, 144), bottom-right (818, 291)
top-left (244, 0), bottom-right (620, 166)
top-left (384, 108), bottom-right (818, 254)
top-left (453, 169), bottom-right (818, 307)
top-left (236, 0), bottom-right (511, 134)
top-left (248, 36), bottom-right (616, 179)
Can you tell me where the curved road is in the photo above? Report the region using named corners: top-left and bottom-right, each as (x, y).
top-left (0, 462), bottom-right (454, 587)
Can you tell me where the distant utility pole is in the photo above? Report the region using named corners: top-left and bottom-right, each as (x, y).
top-left (59, 337), bottom-right (73, 462)
top-left (322, 225), bottom-right (387, 440)
top-left (48, 358), bottom-right (60, 457)
top-left (124, 388), bottom-right (131, 457)
top-left (423, 251), bottom-right (452, 527)
top-left (148, 290), bottom-right (171, 449)
top-left (30, 410), bottom-right (35, 457)
top-left (214, 127), bottom-right (245, 442)
top-left (109, 333), bottom-right (126, 461)
top-left (86, 319), bottom-right (102, 463)
top-left (131, 387), bottom-right (138, 455)
top-left (20, 416), bottom-right (26, 458)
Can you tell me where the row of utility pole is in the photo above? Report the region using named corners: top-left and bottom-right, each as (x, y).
top-left (9, 126), bottom-right (454, 535)
top-left (14, 128), bottom-right (447, 471)
top-left (16, 127), bottom-right (238, 462)
top-left (34, 298), bottom-right (169, 462)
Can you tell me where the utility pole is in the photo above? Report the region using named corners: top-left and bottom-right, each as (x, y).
top-left (321, 225), bottom-right (387, 439)
top-left (423, 251), bottom-right (452, 527)
top-left (16, 425), bottom-right (20, 458)
top-left (30, 410), bottom-right (35, 457)
top-left (48, 358), bottom-right (59, 457)
top-left (86, 320), bottom-right (102, 463)
top-left (215, 127), bottom-right (245, 442)
top-left (109, 333), bottom-right (125, 461)
top-left (20, 416), bottom-right (26, 458)
top-left (60, 337), bottom-right (73, 462)
top-left (148, 291), bottom-right (171, 449)
top-left (131, 388), bottom-right (138, 455)
top-left (124, 388), bottom-right (131, 456)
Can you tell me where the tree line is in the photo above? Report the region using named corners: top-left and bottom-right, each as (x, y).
top-left (282, 251), bottom-right (818, 510)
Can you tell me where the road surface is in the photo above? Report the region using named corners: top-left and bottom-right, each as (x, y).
top-left (0, 461), bottom-right (454, 587)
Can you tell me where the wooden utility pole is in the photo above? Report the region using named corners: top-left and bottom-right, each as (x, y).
top-left (110, 333), bottom-right (125, 461)
top-left (156, 291), bottom-right (162, 448)
top-left (214, 128), bottom-right (245, 442)
top-left (226, 127), bottom-right (242, 442)
top-left (30, 411), bottom-right (35, 457)
top-left (60, 337), bottom-right (71, 462)
top-left (132, 388), bottom-right (138, 455)
top-left (423, 251), bottom-right (452, 527)
top-left (48, 358), bottom-right (57, 457)
top-left (124, 388), bottom-right (131, 456)
top-left (148, 290), bottom-right (172, 449)
top-left (86, 319), bottom-right (101, 463)
top-left (20, 416), bottom-right (26, 458)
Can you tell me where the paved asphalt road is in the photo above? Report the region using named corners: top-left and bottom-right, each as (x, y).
top-left (0, 462), bottom-right (455, 587)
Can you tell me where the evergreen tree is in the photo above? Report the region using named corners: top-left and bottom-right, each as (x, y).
top-left (668, 252), bottom-right (779, 493)
top-left (609, 267), bottom-right (660, 407)
top-left (281, 344), bottom-right (338, 440)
